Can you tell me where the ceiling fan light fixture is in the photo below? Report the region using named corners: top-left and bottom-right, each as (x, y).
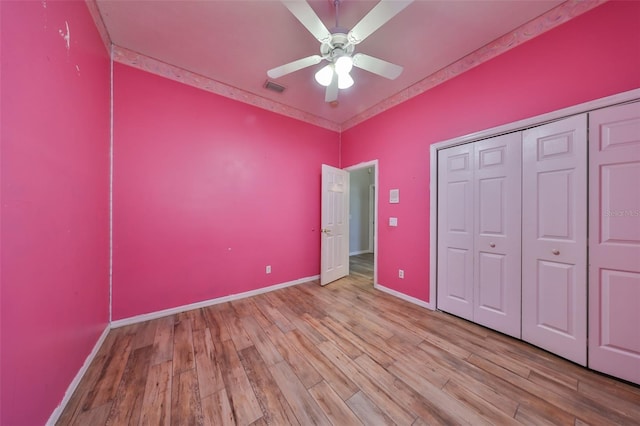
top-left (314, 64), bottom-right (334, 87)
top-left (335, 56), bottom-right (353, 75)
top-left (338, 72), bottom-right (354, 89)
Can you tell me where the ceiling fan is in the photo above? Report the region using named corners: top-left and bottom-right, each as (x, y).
top-left (267, 0), bottom-right (413, 103)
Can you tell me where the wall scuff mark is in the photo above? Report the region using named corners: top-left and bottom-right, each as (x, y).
top-left (59, 21), bottom-right (70, 50)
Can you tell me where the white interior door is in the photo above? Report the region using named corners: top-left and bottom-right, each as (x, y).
top-left (321, 164), bottom-right (349, 286)
top-left (522, 114), bottom-right (588, 366)
top-left (473, 133), bottom-right (522, 338)
top-left (589, 102), bottom-right (640, 384)
top-left (437, 144), bottom-right (474, 321)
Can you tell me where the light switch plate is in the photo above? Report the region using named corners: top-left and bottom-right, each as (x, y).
top-left (389, 217), bottom-right (398, 227)
top-left (389, 189), bottom-right (400, 204)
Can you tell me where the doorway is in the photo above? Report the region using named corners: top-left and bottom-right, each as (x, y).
top-left (346, 161), bottom-right (378, 284)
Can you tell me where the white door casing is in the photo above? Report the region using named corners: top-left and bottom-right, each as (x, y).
top-left (473, 133), bottom-right (522, 339)
top-left (437, 143), bottom-right (474, 321)
top-left (588, 101), bottom-right (640, 384)
top-left (321, 164), bottom-right (350, 286)
top-left (522, 114), bottom-right (588, 366)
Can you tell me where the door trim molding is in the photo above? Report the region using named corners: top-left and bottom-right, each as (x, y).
top-left (429, 88), bottom-right (640, 311)
top-left (345, 160), bottom-right (379, 287)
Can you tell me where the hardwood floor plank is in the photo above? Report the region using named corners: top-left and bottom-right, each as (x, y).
top-left (170, 368), bottom-right (203, 426)
top-left (345, 391), bottom-right (395, 426)
top-left (218, 302), bottom-right (254, 351)
top-left (151, 315), bottom-right (175, 365)
top-left (132, 320), bottom-right (159, 350)
top-left (202, 305), bottom-right (231, 342)
top-left (302, 314), bottom-right (363, 359)
top-left (268, 361), bottom-right (331, 425)
top-left (442, 379), bottom-right (520, 425)
top-left (201, 389), bottom-right (236, 426)
top-left (355, 352), bottom-right (493, 426)
top-left (107, 345), bottom-right (154, 424)
top-left (467, 354), bottom-right (618, 425)
top-left (284, 329), bottom-right (359, 400)
top-left (214, 338), bottom-right (263, 425)
top-left (58, 274), bottom-right (640, 426)
top-left (317, 340), bottom-right (416, 425)
top-left (81, 332), bottom-right (133, 410)
top-left (262, 324), bottom-right (323, 389)
top-left (139, 360), bottom-right (172, 426)
top-left (186, 308), bottom-right (208, 332)
top-left (577, 380), bottom-right (640, 419)
top-left (240, 316), bottom-right (284, 366)
top-left (308, 380), bottom-right (363, 426)
top-left (172, 313), bottom-right (195, 376)
top-left (238, 345), bottom-right (299, 425)
top-left (70, 402), bottom-right (113, 426)
top-left (193, 328), bottom-right (225, 398)
top-left (55, 333), bottom-right (115, 425)
top-left (253, 295), bottom-right (296, 333)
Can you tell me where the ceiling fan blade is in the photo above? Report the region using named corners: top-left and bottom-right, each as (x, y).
top-left (325, 71), bottom-right (339, 102)
top-left (348, 0), bottom-right (413, 45)
top-left (352, 53), bottom-right (403, 80)
top-left (267, 55), bottom-right (323, 79)
top-left (282, 1), bottom-right (331, 43)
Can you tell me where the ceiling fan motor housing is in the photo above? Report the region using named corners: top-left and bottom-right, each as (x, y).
top-left (320, 33), bottom-right (355, 63)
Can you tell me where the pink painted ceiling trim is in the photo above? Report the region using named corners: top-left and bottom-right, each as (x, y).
top-left (85, 0), bottom-right (111, 53)
top-left (101, 0), bottom-right (604, 132)
top-left (341, 0), bottom-right (607, 130)
top-left (112, 46), bottom-right (341, 132)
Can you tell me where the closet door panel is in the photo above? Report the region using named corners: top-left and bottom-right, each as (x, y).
top-left (522, 114), bottom-right (587, 366)
top-left (437, 144), bottom-right (474, 320)
top-left (589, 102), bottom-right (640, 384)
top-left (473, 133), bottom-right (522, 338)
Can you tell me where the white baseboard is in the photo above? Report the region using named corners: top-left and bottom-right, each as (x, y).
top-left (111, 274), bottom-right (320, 328)
top-left (46, 324), bottom-right (110, 426)
top-left (374, 283), bottom-right (435, 310)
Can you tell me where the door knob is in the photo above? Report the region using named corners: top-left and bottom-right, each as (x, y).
top-left (552, 249), bottom-right (560, 255)
top-left (489, 242), bottom-right (496, 248)
top-left (321, 228), bottom-right (331, 234)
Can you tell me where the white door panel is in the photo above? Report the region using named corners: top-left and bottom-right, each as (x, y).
top-left (437, 144), bottom-right (474, 320)
top-left (473, 133), bottom-right (522, 338)
top-left (321, 164), bottom-right (349, 286)
top-left (589, 101), bottom-right (640, 384)
top-left (522, 114), bottom-right (587, 366)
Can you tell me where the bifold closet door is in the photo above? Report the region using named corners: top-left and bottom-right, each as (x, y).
top-left (522, 114), bottom-right (587, 366)
top-left (438, 134), bottom-right (521, 337)
top-left (437, 143), bottom-right (474, 321)
top-left (589, 102), bottom-right (640, 384)
top-left (473, 133), bottom-right (522, 339)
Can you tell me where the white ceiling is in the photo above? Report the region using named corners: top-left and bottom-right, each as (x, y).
top-left (96, 0), bottom-right (564, 125)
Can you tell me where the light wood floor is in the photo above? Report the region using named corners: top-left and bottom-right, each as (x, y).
top-left (58, 274), bottom-right (640, 425)
top-left (349, 252), bottom-right (374, 282)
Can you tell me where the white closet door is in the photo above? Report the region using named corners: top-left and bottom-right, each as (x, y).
top-left (589, 102), bottom-right (640, 384)
top-left (522, 114), bottom-right (588, 366)
top-left (437, 143), bottom-right (474, 321)
top-left (473, 133), bottom-right (522, 338)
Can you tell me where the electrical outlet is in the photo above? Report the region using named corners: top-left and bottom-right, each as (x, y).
top-left (399, 269), bottom-right (404, 279)
top-left (266, 265), bottom-right (271, 274)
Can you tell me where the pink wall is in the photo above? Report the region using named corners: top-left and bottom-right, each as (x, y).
top-left (112, 64), bottom-right (339, 320)
top-left (341, 1), bottom-right (640, 304)
top-left (0, 1), bottom-right (110, 424)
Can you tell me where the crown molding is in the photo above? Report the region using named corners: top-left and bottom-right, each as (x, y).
top-left (112, 46), bottom-right (341, 132)
top-left (88, 0), bottom-right (606, 132)
top-left (341, 0), bottom-right (606, 130)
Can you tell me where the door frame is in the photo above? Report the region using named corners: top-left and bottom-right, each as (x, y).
top-left (429, 88), bottom-right (640, 312)
top-left (345, 160), bottom-right (379, 286)
top-left (368, 183), bottom-right (375, 253)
